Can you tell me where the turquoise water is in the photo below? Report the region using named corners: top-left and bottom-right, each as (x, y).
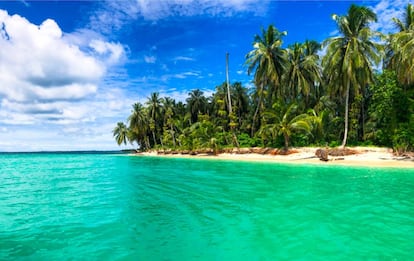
top-left (1, 153), bottom-right (414, 260)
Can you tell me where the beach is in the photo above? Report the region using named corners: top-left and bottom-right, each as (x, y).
top-left (138, 147), bottom-right (414, 168)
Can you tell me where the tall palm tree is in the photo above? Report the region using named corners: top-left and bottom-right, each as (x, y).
top-left (285, 40), bottom-right (322, 107)
top-left (162, 97), bottom-right (177, 148)
top-left (128, 102), bottom-right (149, 149)
top-left (322, 4), bottom-right (381, 148)
top-left (146, 92), bottom-right (163, 146)
top-left (389, 3), bottom-right (414, 86)
top-left (245, 25), bottom-right (288, 136)
top-left (232, 82), bottom-right (250, 130)
top-left (186, 89), bottom-right (207, 123)
top-left (113, 122), bottom-right (128, 146)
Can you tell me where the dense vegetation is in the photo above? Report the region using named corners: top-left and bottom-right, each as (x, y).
top-left (114, 4), bottom-right (414, 154)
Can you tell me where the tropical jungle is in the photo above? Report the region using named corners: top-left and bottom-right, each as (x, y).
top-left (113, 4), bottom-right (414, 154)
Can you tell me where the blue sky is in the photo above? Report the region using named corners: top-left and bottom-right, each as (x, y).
top-left (0, 0), bottom-right (409, 151)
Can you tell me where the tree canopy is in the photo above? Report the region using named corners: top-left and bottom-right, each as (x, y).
top-left (114, 4), bottom-right (414, 154)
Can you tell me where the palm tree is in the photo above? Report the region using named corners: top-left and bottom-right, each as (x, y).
top-left (259, 102), bottom-right (312, 151)
top-left (285, 40), bottom-right (322, 107)
top-left (128, 102), bottom-right (149, 149)
top-left (186, 89), bottom-right (207, 123)
top-left (113, 122), bottom-right (128, 146)
top-left (245, 25), bottom-right (288, 136)
top-left (232, 82), bottom-right (250, 130)
top-left (389, 4), bottom-right (414, 86)
top-left (162, 97), bottom-right (177, 148)
top-left (146, 92), bottom-right (163, 147)
top-left (322, 4), bottom-right (382, 148)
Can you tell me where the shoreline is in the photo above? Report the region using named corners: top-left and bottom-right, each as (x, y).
top-left (133, 147), bottom-right (414, 169)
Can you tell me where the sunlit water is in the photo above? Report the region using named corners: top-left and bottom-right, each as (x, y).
top-left (1, 153), bottom-right (414, 260)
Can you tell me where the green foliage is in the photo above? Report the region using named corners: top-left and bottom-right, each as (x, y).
top-left (392, 123), bottom-right (414, 155)
top-left (237, 133), bottom-right (262, 147)
top-left (366, 70), bottom-right (411, 147)
top-left (114, 4), bottom-right (414, 153)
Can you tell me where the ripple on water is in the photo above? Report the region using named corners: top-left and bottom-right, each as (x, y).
top-left (1, 154), bottom-right (414, 260)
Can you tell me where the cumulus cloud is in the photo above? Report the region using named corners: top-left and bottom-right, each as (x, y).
top-left (0, 10), bottom-right (124, 125)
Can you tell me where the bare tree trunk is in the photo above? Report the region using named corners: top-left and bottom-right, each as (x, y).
top-left (226, 52), bottom-right (232, 114)
top-left (251, 83), bottom-right (264, 137)
top-left (159, 136), bottom-right (164, 148)
top-left (152, 131), bottom-right (157, 147)
top-left (171, 124), bottom-right (176, 148)
top-left (145, 137), bottom-right (150, 150)
top-left (341, 82), bottom-right (350, 148)
top-left (232, 132), bottom-right (240, 148)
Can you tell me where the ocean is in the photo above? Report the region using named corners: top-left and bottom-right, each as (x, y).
top-left (1, 152), bottom-right (414, 260)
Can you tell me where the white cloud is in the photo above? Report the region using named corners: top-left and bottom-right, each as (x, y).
top-left (173, 56), bottom-right (195, 62)
top-left (0, 9), bottom-right (133, 151)
top-left (89, 0), bottom-right (269, 33)
top-left (0, 10), bottom-right (125, 127)
top-left (370, 0), bottom-right (410, 34)
top-left (90, 39), bottom-right (125, 65)
top-left (159, 71), bottom-right (200, 81)
top-left (144, 55), bottom-right (157, 63)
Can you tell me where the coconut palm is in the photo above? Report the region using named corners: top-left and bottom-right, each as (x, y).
top-left (245, 25), bottom-right (288, 136)
top-left (322, 4), bottom-right (382, 148)
top-left (113, 122), bottom-right (129, 146)
top-left (146, 92), bottom-right (163, 146)
top-left (285, 40), bottom-right (322, 107)
top-left (232, 82), bottom-right (250, 131)
top-left (128, 102), bottom-right (149, 149)
top-left (162, 97), bottom-right (177, 148)
top-left (389, 3), bottom-right (414, 86)
top-left (259, 102), bottom-right (312, 151)
top-left (186, 89), bottom-right (208, 123)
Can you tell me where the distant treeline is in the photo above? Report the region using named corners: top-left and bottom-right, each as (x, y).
top-left (114, 4), bottom-right (414, 154)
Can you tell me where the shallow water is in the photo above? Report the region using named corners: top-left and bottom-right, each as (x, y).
top-left (1, 153), bottom-right (414, 260)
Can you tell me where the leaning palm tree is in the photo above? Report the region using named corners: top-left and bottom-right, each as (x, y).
top-left (389, 3), bottom-right (414, 86)
top-left (245, 25), bottom-right (288, 136)
top-left (322, 4), bottom-right (382, 148)
top-left (113, 122), bottom-right (128, 146)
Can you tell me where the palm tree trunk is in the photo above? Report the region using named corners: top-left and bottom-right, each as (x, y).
top-left (341, 82), bottom-right (350, 148)
top-left (226, 52), bottom-right (232, 114)
top-left (171, 123), bottom-right (176, 148)
top-left (283, 133), bottom-right (289, 151)
top-left (159, 136), bottom-right (164, 148)
top-left (231, 129), bottom-right (239, 148)
top-left (145, 137), bottom-right (150, 150)
top-left (152, 131), bottom-right (157, 147)
top-left (251, 83), bottom-right (264, 137)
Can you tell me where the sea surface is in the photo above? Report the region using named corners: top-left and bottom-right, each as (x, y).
top-left (1, 152), bottom-right (414, 260)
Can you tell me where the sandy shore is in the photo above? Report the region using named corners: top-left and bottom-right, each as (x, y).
top-left (136, 147), bottom-right (414, 168)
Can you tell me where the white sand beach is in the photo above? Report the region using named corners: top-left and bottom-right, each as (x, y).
top-left (138, 147), bottom-right (414, 168)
